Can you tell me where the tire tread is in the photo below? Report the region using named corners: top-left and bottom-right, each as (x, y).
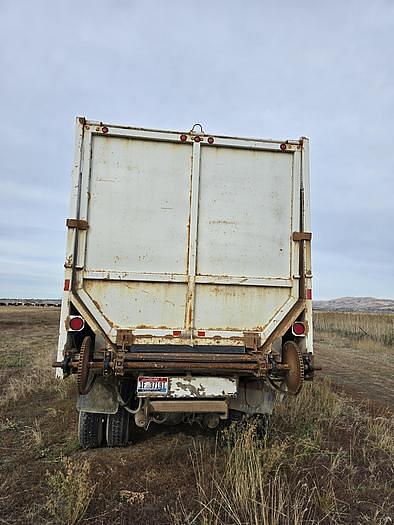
top-left (78, 411), bottom-right (104, 448)
top-left (106, 407), bottom-right (129, 447)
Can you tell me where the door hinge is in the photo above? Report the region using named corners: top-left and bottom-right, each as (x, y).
top-left (292, 231), bottom-right (312, 241)
top-left (66, 218), bottom-right (89, 230)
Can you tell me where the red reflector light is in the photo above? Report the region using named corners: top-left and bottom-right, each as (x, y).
top-left (69, 316), bottom-right (84, 331)
top-left (194, 136), bottom-right (201, 143)
top-left (292, 322), bottom-right (305, 336)
top-left (307, 288), bottom-right (312, 300)
top-left (197, 330), bottom-right (205, 337)
top-left (180, 134), bottom-right (187, 142)
top-left (207, 137), bottom-right (214, 144)
top-left (102, 126), bottom-right (109, 134)
top-left (173, 330), bottom-right (181, 336)
top-left (64, 279), bottom-right (70, 291)
top-left (280, 143), bottom-right (287, 151)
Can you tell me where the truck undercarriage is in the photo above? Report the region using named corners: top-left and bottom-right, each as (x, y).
top-left (53, 299), bottom-right (318, 448)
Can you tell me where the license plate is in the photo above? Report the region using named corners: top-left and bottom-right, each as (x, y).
top-left (137, 376), bottom-right (169, 395)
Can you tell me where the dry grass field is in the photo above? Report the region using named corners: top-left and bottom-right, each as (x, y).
top-left (0, 307), bottom-right (393, 524)
top-left (314, 311), bottom-right (394, 346)
top-left (314, 311), bottom-right (394, 408)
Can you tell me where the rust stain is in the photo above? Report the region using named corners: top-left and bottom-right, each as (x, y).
top-left (134, 324), bottom-right (171, 329)
top-left (64, 255), bottom-right (73, 268)
top-left (91, 298), bottom-right (116, 328)
top-left (259, 300), bottom-right (306, 352)
top-left (208, 219), bottom-right (237, 225)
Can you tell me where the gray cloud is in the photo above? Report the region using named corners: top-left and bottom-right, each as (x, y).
top-left (1, 0), bottom-right (393, 299)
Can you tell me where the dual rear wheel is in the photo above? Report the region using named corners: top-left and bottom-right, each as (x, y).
top-left (78, 407), bottom-right (130, 448)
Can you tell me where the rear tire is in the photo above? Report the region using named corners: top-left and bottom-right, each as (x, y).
top-left (78, 411), bottom-right (106, 448)
top-left (224, 411), bottom-right (269, 443)
top-left (106, 407), bottom-right (130, 447)
top-left (254, 414), bottom-right (270, 438)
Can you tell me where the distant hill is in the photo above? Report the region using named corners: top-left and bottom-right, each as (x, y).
top-left (313, 297), bottom-right (394, 313)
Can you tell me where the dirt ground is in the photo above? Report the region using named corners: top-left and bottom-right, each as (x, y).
top-left (314, 332), bottom-right (394, 411)
top-left (0, 307), bottom-right (218, 524)
top-left (0, 307), bottom-right (393, 524)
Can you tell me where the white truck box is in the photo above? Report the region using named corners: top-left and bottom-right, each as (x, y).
top-left (54, 118), bottom-right (314, 447)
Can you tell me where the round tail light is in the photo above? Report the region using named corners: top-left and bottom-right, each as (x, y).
top-left (69, 316), bottom-right (85, 331)
top-left (292, 322), bottom-right (305, 336)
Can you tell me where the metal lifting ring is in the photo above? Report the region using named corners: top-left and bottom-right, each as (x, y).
top-left (189, 123), bottom-right (205, 134)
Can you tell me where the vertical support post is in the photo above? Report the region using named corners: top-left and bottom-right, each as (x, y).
top-left (56, 117), bottom-right (85, 376)
top-left (299, 137), bottom-right (312, 301)
top-left (301, 137), bottom-right (313, 353)
top-left (185, 140), bottom-right (202, 342)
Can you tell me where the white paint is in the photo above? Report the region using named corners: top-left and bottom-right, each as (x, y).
top-left (57, 121), bottom-right (312, 358)
top-left (137, 376), bottom-right (238, 398)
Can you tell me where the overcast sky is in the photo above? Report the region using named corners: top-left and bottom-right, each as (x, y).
top-left (1, 0), bottom-right (393, 300)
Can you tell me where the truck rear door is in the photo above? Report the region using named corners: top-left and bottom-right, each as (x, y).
top-left (70, 122), bottom-right (306, 348)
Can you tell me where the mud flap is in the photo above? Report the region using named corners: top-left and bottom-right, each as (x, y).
top-left (76, 377), bottom-right (118, 414)
top-left (228, 379), bottom-right (276, 415)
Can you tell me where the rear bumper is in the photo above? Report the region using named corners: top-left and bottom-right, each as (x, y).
top-left (148, 400), bottom-right (228, 416)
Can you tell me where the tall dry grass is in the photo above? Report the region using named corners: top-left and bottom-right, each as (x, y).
top-left (172, 380), bottom-right (394, 525)
top-left (0, 346), bottom-right (72, 411)
top-left (0, 306), bottom-right (72, 412)
top-left (45, 459), bottom-right (96, 525)
top-left (313, 311), bottom-right (394, 346)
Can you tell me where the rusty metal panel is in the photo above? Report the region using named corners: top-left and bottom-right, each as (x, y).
top-left (169, 376), bottom-right (237, 398)
top-left (85, 136), bottom-right (192, 275)
top-left (84, 280), bottom-right (188, 329)
top-left (137, 376), bottom-right (237, 398)
top-left (197, 146), bottom-right (293, 278)
top-left (188, 144), bottom-right (298, 335)
top-left (194, 285), bottom-right (292, 331)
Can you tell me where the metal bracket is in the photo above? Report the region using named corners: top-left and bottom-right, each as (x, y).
top-left (244, 332), bottom-right (260, 351)
top-left (103, 350), bottom-right (112, 376)
top-left (116, 330), bottom-right (134, 347)
top-left (66, 218), bottom-right (89, 230)
top-left (114, 351), bottom-right (125, 376)
top-left (292, 231), bottom-right (312, 241)
top-left (60, 354), bottom-right (73, 377)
